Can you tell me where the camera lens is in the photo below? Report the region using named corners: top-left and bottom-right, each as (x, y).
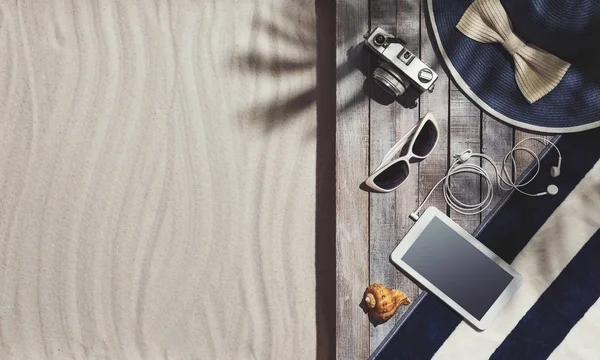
top-left (372, 63), bottom-right (407, 98)
top-left (374, 34), bottom-right (386, 46)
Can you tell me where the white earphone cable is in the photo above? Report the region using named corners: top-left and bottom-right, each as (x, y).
top-left (410, 137), bottom-right (560, 220)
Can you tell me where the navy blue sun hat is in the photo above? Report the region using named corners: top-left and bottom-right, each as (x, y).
top-left (428, 0), bottom-right (600, 133)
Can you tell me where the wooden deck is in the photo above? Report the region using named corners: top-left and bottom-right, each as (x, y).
top-left (335, 0), bottom-right (547, 358)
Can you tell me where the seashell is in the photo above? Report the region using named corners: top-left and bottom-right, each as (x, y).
top-left (364, 284), bottom-right (411, 323)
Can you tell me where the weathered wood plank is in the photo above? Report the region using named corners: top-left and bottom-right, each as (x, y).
top-left (389, 0), bottom-right (422, 334)
top-left (368, 0), bottom-right (421, 351)
top-left (336, 1), bottom-right (370, 358)
top-left (481, 114), bottom-right (514, 219)
top-left (418, 0), bottom-right (449, 218)
top-left (448, 84), bottom-right (481, 232)
top-left (514, 130), bottom-right (551, 180)
top-left (368, 0), bottom-right (399, 352)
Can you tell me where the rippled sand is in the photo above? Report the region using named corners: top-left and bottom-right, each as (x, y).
top-left (0, 1), bottom-right (318, 358)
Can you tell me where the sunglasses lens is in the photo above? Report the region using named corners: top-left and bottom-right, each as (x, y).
top-left (373, 161), bottom-right (409, 190)
top-left (412, 120), bottom-right (438, 157)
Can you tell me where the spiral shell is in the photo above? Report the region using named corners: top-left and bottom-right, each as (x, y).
top-left (364, 284), bottom-right (411, 323)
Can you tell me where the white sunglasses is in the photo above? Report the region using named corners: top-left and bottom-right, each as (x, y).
top-left (365, 113), bottom-right (439, 192)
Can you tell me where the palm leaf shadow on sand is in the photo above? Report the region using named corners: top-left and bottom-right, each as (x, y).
top-left (230, 1), bottom-right (347, 358)
top-left (232, 1), bottom-right (365, 135)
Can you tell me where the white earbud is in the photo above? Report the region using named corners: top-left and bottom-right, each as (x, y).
top-left (547, 184), bottom-right (559, 195)
top-left (410, 138), bottom-right (563, 220)
top-left (550, 157), bottom-right (562, 178)
top-left (455, 149), bottom-right (472, 163)
top-left (536, 184), bottom-right (559, 196)
top-left (509, 138), bottom-right (562, 197)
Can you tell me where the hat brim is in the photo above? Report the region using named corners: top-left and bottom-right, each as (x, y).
top-left (427, 0), bottom-right (600, 133)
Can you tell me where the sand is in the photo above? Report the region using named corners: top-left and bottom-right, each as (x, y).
top-left (0, 1), bottom-right (320, 358)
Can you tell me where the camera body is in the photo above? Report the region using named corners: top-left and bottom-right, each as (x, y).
top-left (363, 27), bottom-right (438, 101)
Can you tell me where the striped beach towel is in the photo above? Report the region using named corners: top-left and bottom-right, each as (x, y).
top-left (372, 129), bottom-right (600, 360)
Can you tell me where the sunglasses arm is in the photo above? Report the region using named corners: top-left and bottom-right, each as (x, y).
top-left (373, 122), bottom-right (420, 173)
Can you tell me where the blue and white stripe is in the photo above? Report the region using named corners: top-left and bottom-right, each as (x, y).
top-left (372, 129), bottom-right (600, 360)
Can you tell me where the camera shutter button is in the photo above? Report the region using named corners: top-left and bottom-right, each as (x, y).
top-left (418, 68), bottom-right (433, 83)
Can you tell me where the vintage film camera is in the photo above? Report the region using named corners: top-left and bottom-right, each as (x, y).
top-left (363, 27), bottom-right (438, 107)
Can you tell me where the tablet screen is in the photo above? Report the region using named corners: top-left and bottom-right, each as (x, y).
top-left (401, 217), bottom-right (514, 320)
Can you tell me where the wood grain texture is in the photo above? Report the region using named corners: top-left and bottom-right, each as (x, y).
top-left (368, 0), bottom-right (422, 351)
top-left (481, 114), bottom-right (514, 218)
top-left (392, 0), bottom-right (422, 309)
top-left (418, 0), bottom-right (449, 217)
top-left (384, 0), bottom-right (423, 347)
top-left (449, 84), bottom-right (481, 232)
top-left (514, 130), bottom-right (552, 178)
top-left (336, 0), bottom-right (370, 358)
top-left (368, 0), bottom-right (401, 351)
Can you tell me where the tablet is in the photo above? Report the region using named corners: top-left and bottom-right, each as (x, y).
top-left (390, 207), bottom-right (522, 330)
